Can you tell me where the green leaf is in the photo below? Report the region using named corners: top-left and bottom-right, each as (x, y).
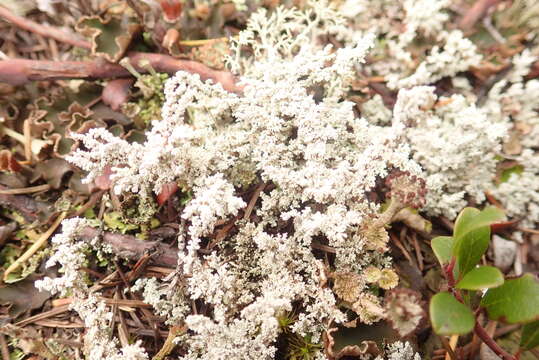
top-left (453, 206), bottom-right (505, 245)
top-left (453, 207), bottom-right (481, 240)
top-left (430, 292), bottom-right (475, 335)
top-left (521, 321), bottom-right (539, 350)
top-left (455, 226), bottom-right (491, 277)
top-left (481, 274), bottom-right (539, 324)
top-left (431, 236), bottom-right (454, 266)
top-left (456, 266), bottom-right (504, 290)
top-left (452, 207), bottom-right (505, 277)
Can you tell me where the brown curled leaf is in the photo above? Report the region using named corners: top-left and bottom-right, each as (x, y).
top-left (76, 15), bottom-right (142, 62)
top-left (0, 150), bottom-right (22, 172)
top-left (324, 327), bottom-right (381, 360)
top-left (31, 158), bottom-right (74, 190)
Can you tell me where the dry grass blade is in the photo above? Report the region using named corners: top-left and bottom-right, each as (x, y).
top-left (3, 211), bottom-right (66, 281)
top-left (0, 183), bottom-right (51, 195)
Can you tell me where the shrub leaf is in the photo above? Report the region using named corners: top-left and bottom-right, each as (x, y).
top-left (481, 274), bottom-right (539, 324)
top-left (430, 292), bottom-right (475, 335)
top-left (456, 266), bottom-right (504, 290)
top-left (520, 320), bottom-right (539, 350)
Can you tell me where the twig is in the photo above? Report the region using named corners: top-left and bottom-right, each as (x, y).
top-left (518, 227), bottom-right (539, 235)
top-left (459, 0), bottom-right (501, 30)
top-left (3, 211), bottom-right (66, 281)
top-left (311, 242), bottom-right (337, 253)
top-left (0, 184), bottom-right (51, 222)
top-left (152, 326), bottom-right (186, 360)
top-left (0, 334), bottom-right (9, 360)
top-left (442, 256), bottom-right (515, 360)
top-left (23, 119), bottom-right (32, 162)
top-left (0, 183), bottom-right (179, 266)
top-left (0, 52), bottom-right (241, 93)
top-left (390, 232), bottom-right (414, 264)
top-left (79, 226), bottom-right (179, 267)
top-left (243, 182), bottom-right (265, 220)
top-left (0, 183), bottom-right (50, 195)
top-left (439, 335), bottom-right (459, 360)
top-left (445, 335), bottom-right (459, 360)
top-left (15, 304), bottom-right (70, 327)
top-left (51, 297), bottom-right (152, 308)
top-left (482, 13), bottom-right (505, 44)
top-left (474, 322), bottom-right (515, 360)
top-left (0, 5), bottom-right (91, 49)
top-left (72, 190), bottom-right (105, 217)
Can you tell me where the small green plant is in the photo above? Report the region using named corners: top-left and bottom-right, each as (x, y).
top-left (429, 207), bottom-right (539, 360)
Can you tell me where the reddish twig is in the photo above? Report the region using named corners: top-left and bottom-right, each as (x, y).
top-left (0, 5), bottom-right (91, 49)
top-left (444, 257), bottom-right (457, 288)
top-left (128, 52), bottom-right (241, 93)
top-left (474, 322), bottom-right (515, 360)
top-left (459, 0), bottom-right (501, 30)
top-left (0, 52), bottom-right (241, 93)
top-left (442, 256), bottom-right (515, 360)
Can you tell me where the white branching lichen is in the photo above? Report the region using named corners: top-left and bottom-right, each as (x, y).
top-left (36, 218), bottom-right (149, 360)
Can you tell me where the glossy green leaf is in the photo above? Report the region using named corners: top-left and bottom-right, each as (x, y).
top-left (430, 292), bottom-right (475, 335)
top-left (453, 207), bottom-right (505, 241)
top-left (455, 226), bottom-right (491, 277)
top-left (520, 320), bottom-right (539, 350)
top-left (431, 236), bottom-right (454, 266)
top-left (453, 207), bottom-right (481, 240)
top-left (481, 274), bottom-right (539, 324)
top-left (451, 207), bottom-right (504, 277)
top-left (456, 266), bottom-right (504, 290)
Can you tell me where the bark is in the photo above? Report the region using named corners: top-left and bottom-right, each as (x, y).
top-left (0, 52), bottom-right (241, 93)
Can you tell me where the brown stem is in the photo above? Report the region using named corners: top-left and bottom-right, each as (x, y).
top-left (474, 322), bottom-right (515, 360)
top-left (0, 5), bottom-right (91, 49)
top-left (79, 226), bottom-right (179, 268)
top-left (459, 0), bottom-right (501, 30)
top-left (444, 257), bottom-right (465, 303)
top-left (0, 185), bottom-right (51, 222)
top-left (0, 52), bottom-right (241, 93)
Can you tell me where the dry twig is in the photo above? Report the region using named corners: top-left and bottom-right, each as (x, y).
top-left (0, 52), bottom-right (241, 93)
top-left (0, 5), bottom-right (91, 49)
top-left (459, 0), bottom-right (501, 30)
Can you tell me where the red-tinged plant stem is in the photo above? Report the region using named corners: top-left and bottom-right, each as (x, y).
top-left (0, 52), bottom-right (242, 93)
top-left (445, 257), bottom-right (457, 287)
top-left (474, 322), bottom-right (515, 360)
top-left (443, 257), bottom-right (515, 360)
top-left (444, 257), bottom-right (464, 303)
